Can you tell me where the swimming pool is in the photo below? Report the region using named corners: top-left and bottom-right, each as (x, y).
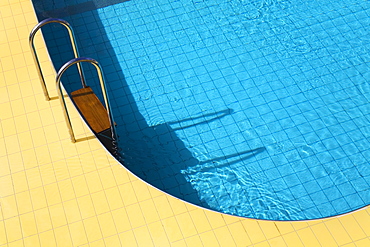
top-left (33, 0), bottom-right (370, 220)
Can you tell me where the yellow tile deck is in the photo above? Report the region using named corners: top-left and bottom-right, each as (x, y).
top-left (1, 0), bottom-right (370, 246)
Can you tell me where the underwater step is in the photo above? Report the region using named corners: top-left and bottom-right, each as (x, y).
top-left (71, 86), bottom-right (111, 133)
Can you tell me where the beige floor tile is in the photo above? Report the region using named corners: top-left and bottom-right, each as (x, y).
top-left (126, 203), bottom-right (147, 229)
top-left (185, 235), bottom-right (203, 247)
top-left (4, 216), bottom-right (23, 243)
top-left (198, 231), bottom-right (220, 247)
top-left (214, 226), bottom-right (238, 247)
top-left (1, 1), bottom-right (370, 247)
top-left (83, 216), bottom-right (103, 243)
top-left (54, 225), bottom-right (74, 247)
top-left (104, 235), bottom-right (122, 247)
top-left (97, 212), bottom-right (117, 238)
top-left (118, 230), bottom-right (138, 247)
top-left (311, 223), bottom-right (338, 247)
top-left (162, 216), bottom-right (184, 243)
top-left (49, 203), bottom-right (68, 228)
top-left (242, 220), bottom-right (266, 244)
top-left (147, 221), bottom-right (171, 246)
top-left (176, 212), bottom-right (198, 238)
top-left (69, 221), bottom-right (88, 246)
top-left (134, 226), bottom-right (155, 247)
top-left (139, 199), bottom-right (161, 224)
top-left (189, 209), bottom-right (213, 234)
top-left (0, 220), bottom-right (8, 245)
top-left (15, 190), bottom-right (33, 215)
top-left (325, 218), bottom-right (353, 246)
top-left (23, 235), bottom-right (41, 247)
top-left (111, 207), bottom-right (132, 233)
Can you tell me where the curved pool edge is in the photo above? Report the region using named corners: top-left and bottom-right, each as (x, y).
top-left (54, 56), bottom-right (370, 222)
top-left (68, 86), bottom-right (370, 222)
top-left (49, 39), bottom-right (370, 222)
top-left (1, 0), bottom-right (369, 246)
top-left (31, 0), bottom-right (370, 222)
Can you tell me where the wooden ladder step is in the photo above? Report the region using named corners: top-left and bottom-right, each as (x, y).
top-left (71, 86), bottom-right (110, 133)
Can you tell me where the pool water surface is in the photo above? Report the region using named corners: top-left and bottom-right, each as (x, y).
top-left (33, 0), bottom-right (370, 220)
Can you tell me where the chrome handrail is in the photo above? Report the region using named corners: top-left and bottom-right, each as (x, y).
top-left (56, 57), bottom-right (116, 143)
top-left (29, 18), bottom-right (86, 100)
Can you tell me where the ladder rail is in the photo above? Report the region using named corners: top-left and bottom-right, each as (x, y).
top-left (29, 18), bottom-right (86, 100)
top-left (56, 57), bottom-right (116, 143)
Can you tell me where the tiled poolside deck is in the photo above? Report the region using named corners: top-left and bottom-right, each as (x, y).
top-left (1, 0), bottom-right (370, 246)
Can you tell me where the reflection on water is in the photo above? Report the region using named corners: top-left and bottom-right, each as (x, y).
top-left (33, 0), bottom-right (370, 220)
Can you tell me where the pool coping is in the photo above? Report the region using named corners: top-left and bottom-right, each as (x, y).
top-left (1, 0), bottom-right (370, 246)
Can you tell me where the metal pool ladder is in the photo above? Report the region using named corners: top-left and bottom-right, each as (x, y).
top-left (56, 57), bottom-right (117, 144)
top-left (29, 18), bottom-right (85, 101)
top-left (29, 19), bottom-right (117, 145)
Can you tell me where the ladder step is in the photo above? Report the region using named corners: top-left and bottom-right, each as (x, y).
top-left (71, 86), bottom-right (111, 134)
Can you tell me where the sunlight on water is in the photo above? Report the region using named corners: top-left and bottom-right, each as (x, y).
top-left (34, 0), bottom-right (370, 220)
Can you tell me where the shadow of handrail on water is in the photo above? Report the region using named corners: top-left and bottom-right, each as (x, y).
top-left (117, 108), bottom-right (238, 208)
top-left (201, 146), bottom-right (266, 167)
top-left (183, 147), bottom-right (266, 175)
top-left (168, 108), bottom-right (234, 131)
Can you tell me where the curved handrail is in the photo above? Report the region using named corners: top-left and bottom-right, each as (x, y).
top-left (56, 57), bottom-right (116, 143)
top-left (29, 18), bottom-right (86, 100)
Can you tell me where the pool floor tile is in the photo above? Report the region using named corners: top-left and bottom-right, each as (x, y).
top-left (1, 0), bottom-right (370, 246)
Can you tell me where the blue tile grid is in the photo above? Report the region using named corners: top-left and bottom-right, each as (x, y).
top-left (35, 0), bottom-right (370, 220)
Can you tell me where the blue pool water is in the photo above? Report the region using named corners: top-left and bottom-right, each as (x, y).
top-left (33, 0), bottom-right (370, 220)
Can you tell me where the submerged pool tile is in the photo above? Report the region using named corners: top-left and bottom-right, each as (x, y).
top-left (2, 0), bottom-right (370, 246)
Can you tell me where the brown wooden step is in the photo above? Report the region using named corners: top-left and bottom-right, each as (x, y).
top-left (71, 86), bottom-right (110, 133)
